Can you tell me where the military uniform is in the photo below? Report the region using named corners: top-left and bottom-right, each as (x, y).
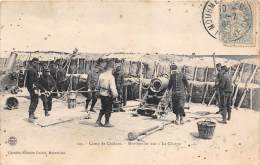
top-left (218, 68), bottom-right (233, 123)
top-left (85, 68), bottom-right (99, 112)
top-left (96, 67), bottom-right (118, 127)
top-left (168, 64), bottom-right (189, 124)
top-left (38, 68), bottom-right (56, 116)
top-left (56, 65), bottom-right (66, 90)
top-left (25, 58), bottom-right (40, 120)
top-left (113, 66), bottom-right (125, 111)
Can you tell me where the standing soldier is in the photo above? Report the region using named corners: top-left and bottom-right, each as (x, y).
top-left (25, 58), bottom-right (40, 121)
top-left (38, 67), bottom-right (57, 116)
top-left (85, 66), bottom-right (100, 115)
top-left (113, 63), bottom-right (125, 112)
top-left (96, 63), bottom-right (118, 127)
top-left (218, 65), bottom-right (233, 124)
top-left (168, 63), bottom-right (189, 125)
top-left (49, 62), bottom-right (57, 80)
top-left (56, 62), bottom-right (67, 94)
top-left (215, 63), bottom-right (224, 114)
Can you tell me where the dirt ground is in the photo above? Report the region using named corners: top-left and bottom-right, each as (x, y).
top-left (0, 89), bottom-right (259, 165)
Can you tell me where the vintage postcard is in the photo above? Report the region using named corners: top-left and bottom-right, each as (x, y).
top-left (0, 1), bottom-right (259, 165)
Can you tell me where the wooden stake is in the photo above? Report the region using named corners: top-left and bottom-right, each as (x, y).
top-left (202, 67), bottom-right (209, 104)
top-left (139, 61), bottom-right (143, 101)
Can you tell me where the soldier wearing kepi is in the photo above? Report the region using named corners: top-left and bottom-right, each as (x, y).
top-left (218, 65), bottom-right (233, 124)
top-left (215, 63), bottom-right (225, 114)
top-left (56, 61), bottom-right (67, 93)
top-left (96, 62), bottom-right (118, 127)
top-left (168, 63), bottom-right (189, 125)
top-left (25, 57), bottom-right (40, 121)
top-left (113, 63), bottom-right (125, 112)
top-left (38, 67), bottom-right (57, 116)
top-left (85, 66), bottom-right (100, 114)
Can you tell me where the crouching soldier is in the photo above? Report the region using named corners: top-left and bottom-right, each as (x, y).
top-left (219, 65), bottom-right (233, 124)
top-left (96, 63), bottom-right (118, 127)
top-left (168, 63), bottom-right (189, 125)
top-left (39, 67), bottom-right (57, 116)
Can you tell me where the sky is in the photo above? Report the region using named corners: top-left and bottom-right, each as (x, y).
top-left (0, 0), bottom-right (259, 57)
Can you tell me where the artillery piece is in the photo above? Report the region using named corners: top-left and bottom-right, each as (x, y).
top-left (137, 75), bottom-right (172, 118)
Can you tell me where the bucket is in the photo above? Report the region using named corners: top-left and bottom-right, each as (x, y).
top-left (67, 92), bottom-right (77, 109)
top-left (6, 97), bottom-right (19, 110)
top-left (68, 99), bottom-right (76, 109)
top-left (197, 119), bottom-right (216, 139)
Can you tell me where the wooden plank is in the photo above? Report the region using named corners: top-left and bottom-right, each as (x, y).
top-left (202, 67), bottom-right (209, 104)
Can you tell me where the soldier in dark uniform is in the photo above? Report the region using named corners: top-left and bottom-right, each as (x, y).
top-left (25, 58), bottom-right (40, 120)
top-left (168, 63), bottom-right (189, 125)
top-left (38, 67), bottom-right (57, 116)
top-left (113, 64), bottom-right (125, 112)
top-left (215, 63), bottom-right (225, 114)
top-left (85, 67), bottom-right (100, 113)
top-left (56, 62), bottom-right (67, 93)
top-left (218, 65), bottom-right (233, 124)
top-left (49, 62), bottom-right (57, 80)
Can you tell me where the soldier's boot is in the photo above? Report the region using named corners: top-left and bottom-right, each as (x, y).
top-left (32, 112), bottom-right (38, 119)
top-left (89, 107), bottom-right (96, 113)
top-left (28, 112), bottom-right (34, 120)
top-left (180, 116), bottom-right (184, 125)
top-left (220, 109), bottom-right (227, 124)
top-left (89, 99), bottom-right (97, 113)
top-left (85, 100), bottom-right (90, 112)
top-left (95, 112), bottom-right (104, 127)
top-left (175, 115), bottom-right (180, 125)
top-left (227, 109), bottom-right (231, 121)
top-left (104, 114), bottom-right (113, 127)
top-left (45, 110), bottom-right (50, 117)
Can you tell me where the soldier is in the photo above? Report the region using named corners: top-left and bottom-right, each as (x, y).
top-left (96, 63), bottom-right (118, 127)
top-left (215, 63), bottom-right (225, 114)
top-left (25, 57), bottom-right (40, 121)
top-left (218, 65), bottom-right (233, 124)
top-left (113, 63), bottom-right (125, 112)
top-left (48, 62), bottom-right (57, 80)
top-left (168, 63), bottom-right (189, 125)
top-left (38, 67), bottom-right (57, 116)
top-left (56, 62), bottom-right (67, 93)
top-left (85, 66), bottom-right (100, 114)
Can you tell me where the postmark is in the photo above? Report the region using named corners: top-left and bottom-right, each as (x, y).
top-left (219, 0), bottom-right (255, 46)
top-left (202, 0), bottom-right (220, 39)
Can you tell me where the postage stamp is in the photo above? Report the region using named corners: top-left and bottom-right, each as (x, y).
top-left (219, 0), bottom-right (255, 46)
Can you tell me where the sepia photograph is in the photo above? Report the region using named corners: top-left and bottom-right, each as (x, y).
top-left (0, 1), bottom-right (259, 165)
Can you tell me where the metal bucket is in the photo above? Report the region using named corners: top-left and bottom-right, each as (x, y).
top-left (6, 97), bottom-right (19, 110)
top-left (67, 92), bottom-right (77, 109)
top-left (197, 120), bottom-right (216, 139)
